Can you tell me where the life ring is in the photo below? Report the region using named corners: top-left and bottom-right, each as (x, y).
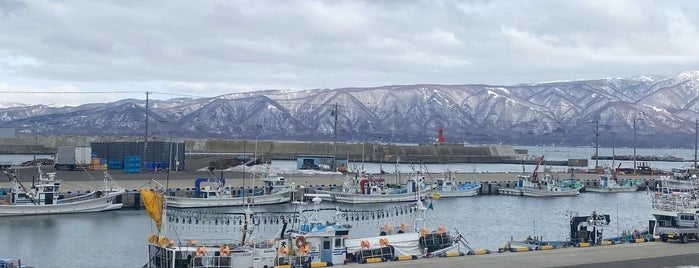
top-left (360, 239), bottom-right (371, 249)
top-left (158, 236), bottom-right (170, 247)
top-left (383, 223), bottom-right (393, 233)
top-left (279, 246), bottom-right (288, 256)
top-left (196, 246), bottom-right (207, 257)
top-left (295, 236), bottom-right (306, 248)
top-left (379, 237), bottom-right (389, 247)
top-left (147, 234), bottom-right (158, 244)
top-left (219, 245), bottom-right (230, 256)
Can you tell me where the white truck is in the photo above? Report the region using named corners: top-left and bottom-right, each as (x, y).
top-left (54, 146), bottom-right (92, 170)
top-left (654, 210), bottom-right (699, 243)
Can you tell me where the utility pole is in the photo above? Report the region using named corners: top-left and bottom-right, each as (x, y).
top-left (695, 119), bottom-right (698, 169)
top-left (594, 119), bottom-right (599, 170)
top-left (331, 103), bottom-right (338, 171)
top-left (612, 132), bottom-right (615, 170)
top-left (143, 91), bottom-right (150, 168)
top-left (633, 117), bottom-right (637, 175)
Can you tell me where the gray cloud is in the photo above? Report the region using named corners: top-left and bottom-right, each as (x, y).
top-left (1, 0), bottom-right (698, 106)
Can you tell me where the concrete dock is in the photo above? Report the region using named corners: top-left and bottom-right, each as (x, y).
top-left (359, 241), bottom-right (699, 268)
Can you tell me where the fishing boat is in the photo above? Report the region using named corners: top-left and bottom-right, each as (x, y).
top-left (0, 164), bottom-right (124, 217)
top-left (344, 200), bottom-right (473, 262)
top-left (587, 165), bottom-right (642, 193)
top-left (314, 174), bottom-right (431, 204)
top-left (431, 171), bottom-right (481, 198)
top-left (0, 257), bottom-right (31, 268)
top-left (143, 180), bottom-right (474, 268)
top-left (142, 183), bottom-right (279, 268)
top-left (165, 174), bottom-right (296, 208)
top-left (498, 156), bottom-right (581, 197)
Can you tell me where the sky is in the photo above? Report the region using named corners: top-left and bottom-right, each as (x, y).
top-left (1, 0), bottom-right (699, 107)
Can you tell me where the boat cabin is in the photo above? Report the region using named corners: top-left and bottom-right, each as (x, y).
top-left (11, 171), bottom-right (61, 205)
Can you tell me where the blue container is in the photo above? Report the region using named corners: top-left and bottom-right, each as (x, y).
top-left (124, 156), bottom-right (141, 170)
top-left (107, 160), bottom-right (123, 170)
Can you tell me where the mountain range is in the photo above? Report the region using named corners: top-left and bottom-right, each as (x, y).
top-left (2, 71), bottom-right (699, 148)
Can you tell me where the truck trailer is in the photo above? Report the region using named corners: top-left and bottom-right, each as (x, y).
top-left (54, 146), bottom-right (92, 170)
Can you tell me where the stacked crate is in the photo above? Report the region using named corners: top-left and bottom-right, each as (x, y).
top-left (124, 156), bottom-right (141, 174)
top-left (89, 158), bottom-right (108, 171)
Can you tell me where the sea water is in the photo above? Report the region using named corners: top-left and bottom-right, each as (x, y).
top-left (0, 192), bottom-right (651, 267)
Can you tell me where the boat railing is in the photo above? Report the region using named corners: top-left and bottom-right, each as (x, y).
top-left (56, 191), bottom-right (100, 204)
top-left (651, 193), bottom-right (699, 212)
top-left (191, 255), bottom-right (231, 268)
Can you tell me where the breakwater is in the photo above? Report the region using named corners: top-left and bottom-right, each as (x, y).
top-left (1, 135), bottom-right (587, 165)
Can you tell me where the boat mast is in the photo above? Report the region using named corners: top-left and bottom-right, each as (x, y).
top-left (594, 119), bottom-right (599, 170)
top-left (694, 119), bottom-right (698, 170)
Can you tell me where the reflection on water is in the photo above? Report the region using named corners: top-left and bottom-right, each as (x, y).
top-left (0, 192), bottom-right (652, 267)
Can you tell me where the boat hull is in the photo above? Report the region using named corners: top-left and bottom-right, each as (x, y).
top-left (314, 190), bottom-right (427, 204)
top-left (165, 191), bottom-right (292, 208)
top-left (0, 190), bottom-right (124, 217)
top-left (433, 188), bottom-right (479, 198)
top-left (521, 187), bottom-right (579, 197)
top-left (586, 186), bottom-right (639, 193)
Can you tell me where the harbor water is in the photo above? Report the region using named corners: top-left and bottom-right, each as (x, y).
top-left (0, 192), bottom-right (652, 267)
top-left (0, 146), bottom-right (687, 267)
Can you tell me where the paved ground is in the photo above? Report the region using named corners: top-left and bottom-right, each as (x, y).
top-left (364, 241), bottom-right (699, 268)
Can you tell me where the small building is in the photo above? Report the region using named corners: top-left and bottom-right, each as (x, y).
top-left (296, 155), bottom-right (347, 171)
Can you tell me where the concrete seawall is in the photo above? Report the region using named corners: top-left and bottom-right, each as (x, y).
top-left (0, 135), bottom-right (529, 164)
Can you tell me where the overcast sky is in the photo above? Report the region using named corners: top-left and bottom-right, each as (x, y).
top-left (1, 0), bottom-right (699, 106)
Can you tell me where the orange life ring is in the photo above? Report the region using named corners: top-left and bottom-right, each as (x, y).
top-left (279, 246), bottom-right (288, 256)
top-left (219, 245), bottom-right (230, 256)
top-left (147, 234), bottom-right (158, 244)
top-left (295, 236), bottom-right (306, 248)
top-left (383, 223), bottom-right (393, 233)
top-left (379, 237), bottom-right (389, 247)
top-left (158, 236), bottom-right (170, 247)
top-left (196, 246), bottom-right (207, 257)
top-left (360, 239), bottom-right (371, 249)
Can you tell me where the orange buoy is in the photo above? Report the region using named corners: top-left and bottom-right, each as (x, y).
top-left (360, 240), bottom-right (371, 249)
top-left (219, 245), bottom-right (230, 256)
top-left (379, 237), bottom-right (389, 247)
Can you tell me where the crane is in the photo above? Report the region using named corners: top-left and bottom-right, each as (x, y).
top-left (531, 156), bottom-right (545, 183)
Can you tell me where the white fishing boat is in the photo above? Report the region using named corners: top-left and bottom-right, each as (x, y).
top-left (165, 175), bottom-right (296, 208)
top-left (651, 176), bottom-right (699, 243)
top-left (431, 171), bottom-right (481, 198)
top-left (344, 199), bottom-right (473, 262)
top-left (587, 166), bottom-right (642, 193)
top-left (143, 188), bottom-right (414, 267)
top-left (0, 165), bottom-right (124, 217)
top-left (314, 174), bottom-right (431, 204)
top-left (142, 184), bottom-right (279, 268)
top-left (498, 156), bottom-right (581, 197)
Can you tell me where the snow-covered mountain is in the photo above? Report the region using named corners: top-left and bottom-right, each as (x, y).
top-left (3, 72), bottom-right (699, 147)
